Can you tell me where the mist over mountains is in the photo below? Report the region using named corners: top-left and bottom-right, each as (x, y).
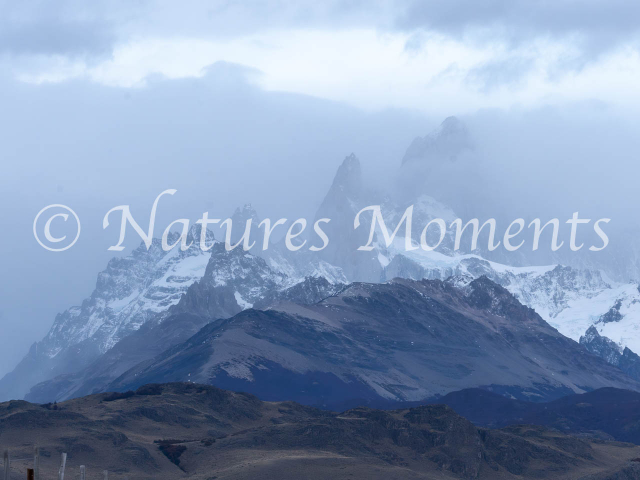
top-left (3, 118), bottom-right (640, 410)
top-left (3, 68), bottom-right (640, 380)
top-left (3, 3), bottom-right (640, 478)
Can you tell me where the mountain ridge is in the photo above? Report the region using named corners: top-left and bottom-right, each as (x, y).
top-left (99, 276), bottom-right (640, 409)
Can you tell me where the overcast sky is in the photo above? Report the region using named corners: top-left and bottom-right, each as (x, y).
top-left (1, 0), bottom-right (639, 377)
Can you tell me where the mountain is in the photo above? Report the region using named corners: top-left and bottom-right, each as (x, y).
top-left (580, 326), bottom-right (640, 380)
top-left (397, 116), bottom-right (480, 218)
top-left (317, 154), bottom-right (640, 363)
top-left (25, 242), bottom-right (345, 403)
top-left (15, 201), bottom-right (347, 404)
top-left (104, 276), bottom-right (639, 409)
top-left (434, 386), bottom-right (640, 445)
top-left (0, 226), bottom-right (214, 401)
top-left (7, 116), bottom-right (640, 407)
top-left (3, 382), bottom-right (640, 479)
top-left (313, 153), bottom-right (383, 282)
top-left (309, 130), bottom-right (640, 361)
top-left (401, 116), bottom-right (473, 166)
top-left (579, 284), bottom-right (640, 354)
top-left (380, 251), bottom-right (623, 342)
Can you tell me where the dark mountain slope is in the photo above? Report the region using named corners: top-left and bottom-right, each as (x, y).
top-left (437, 387), bottom-right (640, 445)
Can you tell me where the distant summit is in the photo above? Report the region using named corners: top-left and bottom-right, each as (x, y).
top-left (325, 153), bottom-right (362, 197)
top-left (401, 116), bottom-right (473, 165)
top-left (231, 203), bottom-right (260, 222)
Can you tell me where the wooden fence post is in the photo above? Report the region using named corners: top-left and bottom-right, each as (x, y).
top-left (3, 450), bottom-right (9, 480)
top-left (79, 465), bottom-right (85, 480)
top-left (57, 453), bottom-right (67, 480)
top-left (27, 469), bottom-right (34, 480)
top-left (33, 447), bottom-right (39, 480)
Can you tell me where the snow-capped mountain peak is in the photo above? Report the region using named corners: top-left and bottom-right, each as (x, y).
top-left (0, 232), bottom-right (214, 400)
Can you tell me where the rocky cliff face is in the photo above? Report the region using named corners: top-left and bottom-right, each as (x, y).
top-left (580, 326), bottom-right (640, 380)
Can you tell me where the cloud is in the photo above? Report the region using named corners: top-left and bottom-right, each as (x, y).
top-left (0, 0), bottom-right (394, 59)
top-left (3, 0), bottom-right (639, 102)
top-left (0, 0), bottom-right (116, 56)
top-left (2, 0), bottom-right (639, 62)
top-left (396, 0), bottom-right (640, 58)
top-left (0, 20), bottom-right (115, 56)
top-left (465, 56), bottom-right (536, 91)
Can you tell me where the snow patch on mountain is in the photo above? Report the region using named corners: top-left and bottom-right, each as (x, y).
top-left (234, 292), bottom-right (253, 310)
top-left (51, 230), bottom-right (215, 355)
